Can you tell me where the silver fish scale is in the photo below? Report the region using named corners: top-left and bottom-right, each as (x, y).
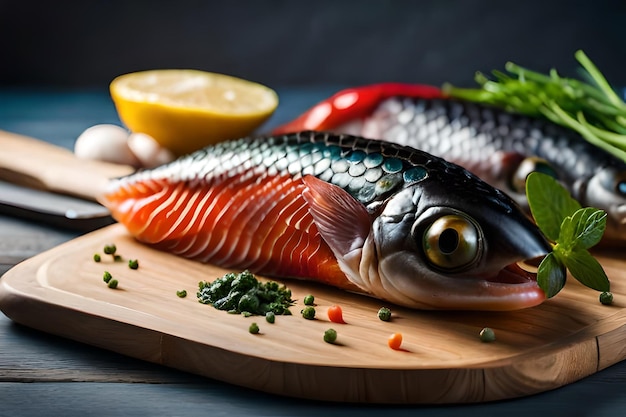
top-left (371, 97), bottom-right (625, 184)
top-left (150, 131), bottom-right (515, 211)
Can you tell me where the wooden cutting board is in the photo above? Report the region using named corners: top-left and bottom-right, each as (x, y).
top-left (1, 129), bottom-right (626, 404)
top-left (1, 223), bottom-right (626, 404)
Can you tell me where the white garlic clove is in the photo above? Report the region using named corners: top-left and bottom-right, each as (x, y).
top-left (74, 124), bottom-right (141, 167)
top-left (127, 132), bottom-right (175, 168)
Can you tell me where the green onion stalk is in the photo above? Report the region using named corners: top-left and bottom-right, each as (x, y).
top-left (443, 50), bottom-right (626, 161)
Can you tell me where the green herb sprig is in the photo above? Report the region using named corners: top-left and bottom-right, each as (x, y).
top-left (526, 172), bottom-right (610, 297)
top-left (443, 50), bottom-right (626, 161)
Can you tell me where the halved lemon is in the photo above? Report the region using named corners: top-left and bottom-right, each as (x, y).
top-left (110, 69), bottom-right (279, 156)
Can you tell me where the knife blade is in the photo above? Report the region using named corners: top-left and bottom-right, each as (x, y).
top-left (0, 129), bottom-right (135, 231)
top-left (0, 180), bottom-right (114, 231)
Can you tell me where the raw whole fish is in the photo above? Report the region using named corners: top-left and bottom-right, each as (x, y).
top-left (101, 131), bottom-right (551, 311)
top-left (273, 84), bottom-right (626, 243)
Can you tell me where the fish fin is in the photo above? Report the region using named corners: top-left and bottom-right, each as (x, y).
top-left (302, 175), bottom-right (371, 278)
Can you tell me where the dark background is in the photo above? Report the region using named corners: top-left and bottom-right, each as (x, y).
top-left (0, 0), bottom-right (625, 90)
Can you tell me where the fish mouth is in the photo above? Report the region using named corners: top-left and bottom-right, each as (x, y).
top-left (460, 256), bottom-right (545, 311)
top-left (486, 257), bottom-right (542, 285)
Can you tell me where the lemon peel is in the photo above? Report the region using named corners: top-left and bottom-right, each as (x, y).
top-left (110, 69), bottom-right (278, 156)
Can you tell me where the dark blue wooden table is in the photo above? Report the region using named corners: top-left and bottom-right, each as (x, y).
top-left (1, 89), bottom-right (626, 417)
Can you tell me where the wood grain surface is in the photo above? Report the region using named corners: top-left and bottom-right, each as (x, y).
top-left (0, 130), bottom-right (133, 200)
top-left (1, 223), bottom-right (625, 404)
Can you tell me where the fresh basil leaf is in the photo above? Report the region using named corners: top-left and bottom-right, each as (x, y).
top-left (537, 252), bottom-right (567, 298)
top-left (559, 207), bottom-right (607, 250)
top-left (526, 172), bottom-right (581, 241)
top-left (561, 249), bottom-right (610, 292)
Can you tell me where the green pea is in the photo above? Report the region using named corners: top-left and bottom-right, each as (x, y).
top-left (128, 259), bottom-right (139, 270)
top-left (176, 290), bottom-right (187, 298)
top-left (108, 279), bottom-right (119, 289)
top-left (303, 294), bottom-right (315, 305)
top-left (600, 291), bottom-right (613, 305)
top-left (265, 311), bottom-right (276, 324)
top-left (103, 244), bottom-right (117, 255)
top-left (479, 327), bottom-right (496, 343)
top-left (377, 307), bottom-right (391, 321)
top-left (324, 328), bottom-right (337, 344)
top-left (93, 254), bottom-right (101, 262)
top-left (103, 271), bottom-right (112, 283)
top-left (301, 306), bottom-right (316, 320)
top-left (249, 322), bottom-right (260, 334)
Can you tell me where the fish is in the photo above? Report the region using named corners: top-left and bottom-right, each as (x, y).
top-left (100, 131), bottom-right (552, 311)
top-left (272, 84), bottom-right (626, 243)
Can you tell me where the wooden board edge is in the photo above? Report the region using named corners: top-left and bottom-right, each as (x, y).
top-left (0, 251), bottom-right (621, 405)
top-left (2, 223), bottom-right (626, 403)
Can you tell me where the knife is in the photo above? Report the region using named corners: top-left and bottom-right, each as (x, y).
top-left (0, 130), bottom-right (134, 230)
top-left (0, 180), bottom-right (115, 231)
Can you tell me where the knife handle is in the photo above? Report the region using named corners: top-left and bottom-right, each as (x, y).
top-left (0, 130), bottom-right (134, 201)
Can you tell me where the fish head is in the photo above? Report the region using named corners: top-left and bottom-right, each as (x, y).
top-left (581, 166), bottom-right (626, 243)
top-left (367, 175), bottom-right (552, 311)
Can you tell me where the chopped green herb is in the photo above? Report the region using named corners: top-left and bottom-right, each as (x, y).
top-left (238, 293), bottom-right (260, 313)
top-left (303, 294), bottom-right (315, 305)
top-left (103, 271), bottom-right (112, 283)
top-left (526, 172), bottom-right (610, 298)
top-left (108, 279), bottom-right (119, 289)
top-left (600, 291), bottom-right (614, 305)
top-left (176, 290), bottom-right (187, 298)
top-left (444, 50), bottom-right (626, 162)
top-left (197, 270), bottom-right (294, 316)
top-left (479, 327), bottom-right (496, 343)
top-left (301, 306), bottom-right (316, 320)
top-left (249, 322), bottom-right (260, 334)
top-left (324, 328), bottom-right (337, 344)
top-left (377, 307), bottom-right (392, 321)
top-left (103, 244), bottom-right (117, 255)
top-left (93, 254), bottom-right (101, 262)
top-left (128, 259), bottom-right (139, 270)
top-left (265, 311), bottom-right (276, 324)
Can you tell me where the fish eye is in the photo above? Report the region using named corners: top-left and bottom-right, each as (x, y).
top-left (421, 214), bottom-right (482, 271)
top-left (511, 157), bottom-right (557, 193)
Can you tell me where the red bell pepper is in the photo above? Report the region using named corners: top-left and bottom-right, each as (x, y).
top-left (272, 83), bottom-right (444, 135)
